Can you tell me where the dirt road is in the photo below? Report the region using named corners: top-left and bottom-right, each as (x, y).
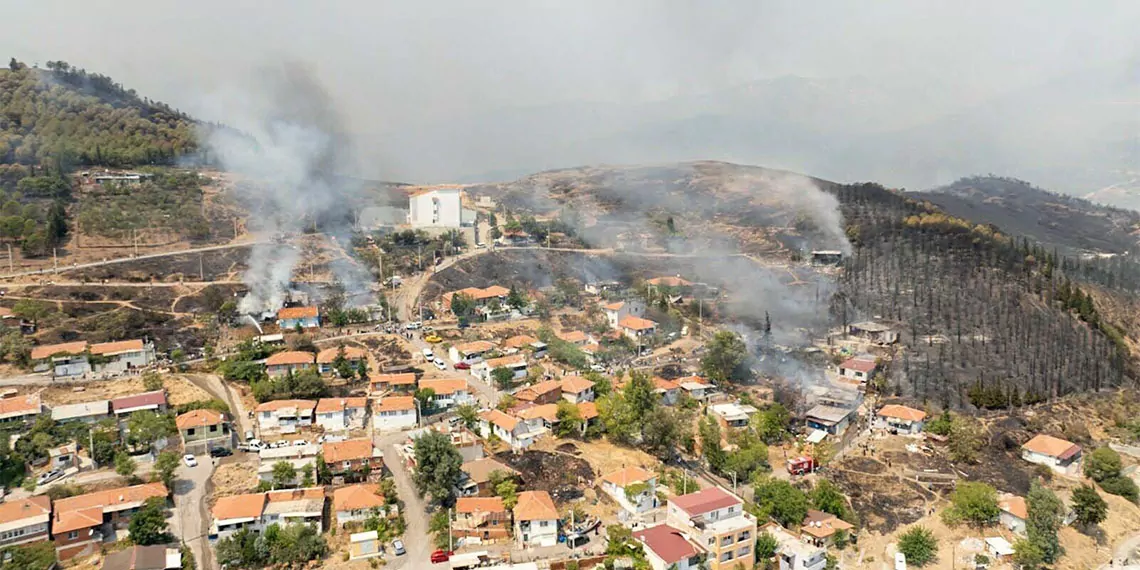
top-left (0, 240), bottom-right (267, 280)
top-left (173, 457), bottom-right (216, 570)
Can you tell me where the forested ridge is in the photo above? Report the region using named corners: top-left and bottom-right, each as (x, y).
top-left (835, 182), bottom-right (1131, 408)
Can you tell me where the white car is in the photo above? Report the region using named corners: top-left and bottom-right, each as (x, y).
top-left (590, 364), bottom-right (606, 372)
top-left (183, 454), bottom-right (198, 468)
top-left (422, 348), bottom-right (434, 360)
top-left (247, 439), bottom-right (265, 450)
top-left (433, 358), bottom-right (447, 370)
top-left (406, 322), bottom-right (422, 330)
top-left (292, 440), bottom-right (308, 447)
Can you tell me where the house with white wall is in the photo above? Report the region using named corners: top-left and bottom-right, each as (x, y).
top-left (874, 404), bottom-right (926, 434)
top-left (602, 300), bottom-right (647, 329)
top-left (418, 379), bottom-right (474, 409)
top-left (1022, 434), bottom-right (1083, 476)
top-left (408, 186), bottom-right (466, 228)
top-left (473, 356), bottom-right (527, 383)
top-left (317, 346), bottom-right (367, 375)
top-left (256, 399), bottom-right (317, 433)
top-left (265, 351), bottom-right (316, 378)
top-left (479, 409), bottom-right (545, 450)
top-left (514, 491), bottom-right (559, 548)
top-left (599, 466), bottom-right (659, 515)
top-left (373, 396), bottom-right (417, 431)
top-left (90, 339), bottom-right (156, 375)
top-left (633, 524), bottom-right (706, 570)
top-left (276, 306), bottom-right (320, 329)
top-left (667, 487), bottom-right (757, 570)
top-left (315, 397), bottom-right (367, 432)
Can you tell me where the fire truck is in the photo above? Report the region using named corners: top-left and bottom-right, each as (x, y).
top-left (786, 456), bottom-right (817, 475)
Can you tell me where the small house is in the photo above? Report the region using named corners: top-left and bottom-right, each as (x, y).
top-left (514, 379), bottom-right (562, 405)
top-left (479, 410), bottom-right (545, 451)
top-left (349, 531), bottom-right (382, 560)
top-left (560, 376), bottom-right (595, 404)
top-left (418, 378), bottom-right (474, 409)
top-left (101, 545), bottom-right (181, 570)
top-left (314, 397), bottom-right (367, 432)
top-left (474, 355), bottom-right (528, 383)
top-left (369, 373), bottom-right (417, 394)
top-left (459, 458), bottom-right (520, 497)
top-left (848, 321), bottom-right (898, 345)
top-left (111, 391), bottom-right (168, 418)
top-left (652, 377), bottom-right (680, 405)
top-left (676, 376), bottom-right (714, 401)
top-left (556, 330), bottom-right (591, 346)
top-left (602, 300), bottom-right (647, 329)
top-left (800, 510), bottom-right (855, 547)
top-left (255, 399), bottom-right (317, 433)
top-left (599, 466), bottom-right (659, 515)
top-left (619, 315), bottom-right (658, 341)
top-left (999, 494), bottom-right (1027, 535)
top-left (49, 443), bottom-right (78, 470)
top-left (373, 396), bottom-right (417, 432)
top-left (322, 439), bottom-right (384, 477)
top-left (804, 405), bottom-right (856, 436)
top-left (51, 400), bottom-right (111, 424)
top-left (454, 497), bottom-right (511, 542)
top-left (761, 522), bottom-right (827, 570)
top-left (276, 306), bottom-right (320, 329)
top-left (1021, 434), bottom-right (1082, 476)
top-left (514, 491), bottom-right (559, 548)
top-left (31, 341), bottom-right (90, 378)
top-left (89, 340), bottom-right (156, 375)
top-left (0, 392), bottom-right (42, 426)
top-left (264, 351), bottom-right (316, 378)
top-left (875, 405), bottom-right (926, 434)
top-left (632, 524), bottom-right (706, 570)
top-left (0, 495), bottom-right (51, 548)
top-left (333, 484), bottom-right (396, 527)
top-left (52, 483), bottom-right (167, 561)
top-left (449, 340), bottom-right (496, 365)
top-left (316, 346), bottom-right (367, 375)
top-left (501, 334), bottom-right (540, 354)
top-left (837, 356), bottom-right (878, 384)
top-left (708, 402), bottom-right (758, 430)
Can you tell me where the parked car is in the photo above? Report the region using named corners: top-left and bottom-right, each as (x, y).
top-left (433, 358), bottom-right (447, 370)
top-left (244, 430), bottom-right (254, 441)
top-left (247, 439), bottom-right (265, 450)
top-left (209, 447), bottom-right (233, 458)
top-left (392, 540), bottom-right (406, 556)
top-left (422, 348), bottom-right (434, 360)
top-left (431, 550), bottom-right (452, 564)
top-left (406, 322), bottom-right (422, 330)
top-left (36, 469), bottom-right (63, 486)
top-left (454, 361), bottom-right (471, 370)
top-left (590, 364), bottom-right (606, 372)
top-left (424, 334), bottom-right (443, 343)
top-left (292, 440), bottom-right (308, 447)
top-left (183, 454), bottom-right (198, 468)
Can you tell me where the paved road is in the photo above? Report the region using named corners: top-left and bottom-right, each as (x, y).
top-left (0, 240), bottom-right (266, 280)
top-left (173, 457), bottom-right (215, 570)
top-left (374, 430), bottom-right (429, 570)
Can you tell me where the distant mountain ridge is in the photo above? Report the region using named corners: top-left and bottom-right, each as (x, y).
top-left (913, 176), bottom-right (1140, 254)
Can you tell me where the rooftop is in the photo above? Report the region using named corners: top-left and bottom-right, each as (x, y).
top-left (111, 390), bottom-right (167, 413)
top-left (462, 457), bottom-right (520, 484)
top-left (255, 399), bottom-right (317, 413)
top-left (805, 405), bottom-right (854, 425)
top-left (277, 306), bottom-right (319, 320)
top-left (265, 351), bottom-right (316, 366)
top-left (1022, 434), bottom-right (1081, 459)
top-left (633, 524), bottom-right (702, 565)
top-left (322, 439), bottom-right (377, 464)
top-left (419, 378), bottom-right (468, 395)
top-left (0, 495), bottom-right (50, 527)
top-left (619, 315), bottom-right (657, 331)
top-left (999, 494), bottom-right (1028, 520)
top-left (457, 496), bottom-right (506, 514)
top-left (316, 346), bottom-right (367, 363)
top-left (0, 393), bottom-right (40, 419)
top-left (375, 396), bottom-right (416, 412)
top-left (315, 397), bottom-right (368, 413)
top-left (839, 357), bottom-right (877, 373)
top-left (560, 376), bottom-right (595, 394)
top-left (502, 334), bottom-right (539, 349)
top-left (54, 483), bottom-right (166, 533)
top-left (514, 490), bottom-right (558, 521)
top-left (212, 493), bottom-right (266, 522)
top-left (481, 409), bottom-right (520, 432)
top-left (30, 340), bottom-right (87, 360)
top-left (51, 400), bottom-right (110, 421)
top-left (455, 340), bottom-right (496, 355)
top-left (601, 466), bottom-right (655, 487)
top-left (877, 404), bottom-right (926, 423)
top-left (176, 408), bottom-right (224, 430)
top-left (90, 339), bottom-right (146, 356)
top-left (371, 373), bottom-right (417, 387)
top-left (557, 330), bottom-right (589, 343)
top-left (669, 486), bottom-right (740, 517)
top-left (800, 510), bottom-right (855, 539)
top-left (333, 484), bottom-right (387, 512)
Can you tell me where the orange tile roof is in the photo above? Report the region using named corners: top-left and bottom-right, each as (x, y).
top-left (333, 484), bottom-right (386, 512)
top-left (484, 355), bottom-right (526, 369)
top-left (877, 404), bottom-right (926, 423)
top-left (503, 335), bottom-right (539, 349)
top-left (515, 404), bottom-right (559, 423)
top-left (316, 346), bottom-right (367, 363)
top-left (560, 376), bottom-right (595, 394)
top-left (455, 340), bottom-right (496, 354)
top-left (212, 493), bottom-right (265, 521)
top-left (557, 330), bottom-right (588, 343)
top-left (577, 401), bottom-right (598, 420)
top-left (1022, 434), bottom-right (1081, 459)
top-left (515, 379), bottom-right (560, 402)
top-left (481, 409), bottom-right (520, 432)
top-left (647, 276), bottom-right (692, 287)
top-left (266, 487), bottom-right (326, 503)
top-left (0, 495), bottom-right (50, 526)
top-left (619, 315), bottom-right (657, 331)
top-left (581, 343), bottom-right (601, 355)
top-left (315, 397), bottom-right (367, 413)
top-left (999, 495), bottom-right (1028, 520)
top-left (800, 510), bottom-right (855, 539)
top-left (0, 393), bottom-right (40, 419)
top-left (601, 466), bottom-right (655, 487)
top-left (53, 506), bottom-right (104, 534)
top-left (265, 351), bottom-right (315, 366)
top-left (652, 377), bottom-right (680, 391)
top-left (254, 399), bottom-right (317, 413)
top-left (89, 339), bottom-right (145, 356)
top-left (514, 490), bottom-right (558, 521)
top-left (371, 373), bottom-right (417, 387)
top-left (30, 341), bottom-right (88, 360)
top-left (840, 357), bottom-right (878, 373)
top-left (375, 396), bottom-right (415, 412)
top-left (456, 497), bottom-right (506, 514)
top-left (419, 378), bottom-right (468, 395)
top-left (176, 409), bottom-right (224, 430)
top-left (54, 483), bottom-right (166, 533)
top-left (322, 439), bottom-right (375, 463)
top-left (602, 301), bottom-right (625, 311)
top-left (277, 306), bottom-right (319, 320)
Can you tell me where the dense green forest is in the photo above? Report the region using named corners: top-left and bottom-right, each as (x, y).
top-left (0, 59), bottom-right (207, 255)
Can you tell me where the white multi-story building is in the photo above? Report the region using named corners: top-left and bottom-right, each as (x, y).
top-left (314, 397), bottom-right (367, 432)
top-left (514, 491), bottom-right (559, 548)
top-left (666, 487), bottom-right (757, 570)
top-left (761, 522), bottom-right (827, 570)
top-left (408, 187), bottom-right (472, 228)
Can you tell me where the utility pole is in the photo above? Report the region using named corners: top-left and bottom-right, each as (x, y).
top-left (89, 428), bottom-right (96, 468)
top-left (7, 243), bottom-right (12, 273)
top-left (448, 508), bottom-right (453, 552)
top-left (52, 248), bottom-right (57, 273)
top-left (199, 254), bottom-right (205, 281)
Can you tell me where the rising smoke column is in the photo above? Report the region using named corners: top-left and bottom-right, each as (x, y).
top-left (202, 62), bottom-right (363, 315)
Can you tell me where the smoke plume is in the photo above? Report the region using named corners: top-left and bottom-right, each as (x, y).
top-left (201, 62), bottom-right (364, 315)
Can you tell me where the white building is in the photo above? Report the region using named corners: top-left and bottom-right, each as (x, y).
top-left (667, 487), bottom-right (757, 570)
top-left (373, 397), bottom-right (417, 432)
top-left (418, 379), bottom-right (474, 410)
top-left (874, 405), bottom-right (926, 434)
top-left (255, 400), bottom-right (317, 433)
top-left (1021, 434), bottom-right (1083, 476)
top-left (314, 398), bottom-right (367, 432)
top-left (479, 409), bottom-right (545, 451)
top-left (599, 466), bottom-right (659, 515)
top-left (514, 491), bottom-right (559, 548)
top-left (473, 356), bottom-right (527, 383)
top-left (333, 484), bottom-right (397, 527)
top-left (601, 300), bottom-right (647, 329)
top-left (998, 494), bottom-right (1027, 535)
top-left (760, 522), bottom-right (827, 570)
top-left (560, 376), bottom-right (596, 404)
top-left (408, 186), bottom-right (474, 228)
top-left (708, 402), bottom-right (758, 429)
top-left (211, 488), bottom-right (325, 539)
top-left (90, 339), bottom-right (156, 375)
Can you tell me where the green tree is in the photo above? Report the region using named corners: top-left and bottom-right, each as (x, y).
top-left (1026, 480), bottom-right (1063, 564)
top-left (300, 464), bottom-right (315, 487)
top-left (700, 331), bottom-right (750, 383)
top-left (127, 411), bottom-right (176, 453)
top-left (1084, 447), bottom-right (1122, 482)
top-left (0, 541), bottom-right (56, 570)
top-left (455, 404), bottom-right (480, 431)
top-left (128, 497), bottom-right (171, 545)
top-left (752, 403), bottom-right (791, 443)
top-left (315, 455), bottom-right (333, 485)
top-left (941, 481), bottom-right (999, 527)
top-left (756, 532), bottom-right (779, 561)
top-left (1100, 475), bottom-right (1139, 502)
top-left (754, 478), bottom-right (811, 528)
top-left (699, 416), bottom-right (726, 471)
top-left (11, 299), bottom-right (50, 327)
top-left (495, 477), bottom-right (519, 509)
top-left (114, 452), bottom-right (136, 477)
top-left (450, 292), bottom-right (476, 318)
top-left (641, 406), bottom-right (691, 461)
top-left (429, 509), bottom-right (452, 549)
top-left (142, 371), bottom-right (164, 392)
top-left (507, 286), bottom-right (527, 310)
top-left (413, 431), bottom-right (463, 506)
top-left (415, 388), bottom-right (437, 416)
top-left (1012, 538), bottom-right (1045, 570)
top-left (491, 367), bottom-right (516, 390)
top-left (810, 479), bottom-right (850, 520)
top-left (152, 451), bottom-right (179, 492)
top-left (555, 400), bottom-right (583, 438)
top-left (897, 526), bottom-right (938, 566)
top-left (1071, 483), bottom-right (1108, 529)
top-left (946, 414), bottom-right (983, 463)
top-left (272, 461), bottom-right (297, 489)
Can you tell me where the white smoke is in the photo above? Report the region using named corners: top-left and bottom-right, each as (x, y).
top-left (200, 62), bottom-right (364, 315)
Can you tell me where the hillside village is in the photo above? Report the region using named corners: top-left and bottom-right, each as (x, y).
top-left (2, 56), bottom-right (1140, 570)
top-left (1, 169), bottom-right (1140, 570)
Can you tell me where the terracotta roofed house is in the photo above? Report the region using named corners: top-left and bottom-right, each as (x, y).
top-left (502, 335), bottom-right (539, 352)
top-left (89, 339), bottom-right (155, 375)
top-left (277, 306), bottom-right (320, 329)
top-left (619, 315), bottom-right (658, 340)
top-left (599, 466), bottom-right (659, 514)
top-left (0, 495), bottom-right (52, 548)
top-left (633, 523), bottom-right (706, 570)
top-left (101, 544), bottom-right (180, 570)
top-left (646, 276), bottom-right (693, 288)
top-left (264, 351), bottom-right (316, 377)
top-left (369, 373), bottom-right (417, 394)
top-left (211, 493), bottom-right (266, 538)
top-left (315, 397), bottom-right (368, 432)
top-left (418, 378), bottom-right (473, 409)
top-left (255, 399), bottom-right (317, 433)
top-left (557, 330), bottom-right (590, 345)
top-left (514, 379), bottom-right (562, 405)
top-left (666, 487), bottom-right (757, 570)
top-left (837, 357), bottom-right (878, 384)
top-left (1022, 434), bottom-right (1083, 475)
top-left (999, 494), bottom-right (1028, 535)
top-left (800, 509), bottom-right (855, 547)
top-left (479, 409), bottom-right (544, 450)
top-left (322, 438), bottom-right (383, 475)
top-left (460, 458), bottom-right (520, 496)
top-left (454, 497), bottom-right (511, 542)
top-left (373, 396), bottom-right (417, 431)
top-left (560, 376), bottom-right (596, 403)
top-left (474, 355), bottom-right (528, 383)
top-left (875, 404), bottom-right (927, 433)
top-left (449, 340), bottom-right (496, 364)
top-left (514, 490), bottom-right (559, 547)
top-left (334, 484), bottom-right (396, 527)
top-left (316, 346), bottom-right (367, 375)
top-left (31, 340), bottom-right (90, 377)
top-left (52, 482), bottom-right (167, 560)
top-left (111, 390), bottom-right (167, 417)
top-left (176, 408), bottom-right (232, 454)
top-left (0, 392), bottom-right (41, 425)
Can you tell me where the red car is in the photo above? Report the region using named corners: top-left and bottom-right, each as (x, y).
top-left (454, 361), bottom-right (471, 370)
top-left (431, 550), bottom-right (452, 564)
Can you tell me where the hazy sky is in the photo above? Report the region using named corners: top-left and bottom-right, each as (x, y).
top-left (4, 1), bottom-right (1140, 185)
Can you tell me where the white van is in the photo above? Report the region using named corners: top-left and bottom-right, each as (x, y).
top-left (422, 348), bottom-right (434, 360)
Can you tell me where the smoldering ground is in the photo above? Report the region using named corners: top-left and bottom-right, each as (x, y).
top-left (200, 62), bottom-right (372, 314)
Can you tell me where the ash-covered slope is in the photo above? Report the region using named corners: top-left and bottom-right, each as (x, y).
top-left (914, 176), bottom-right (1140, 254)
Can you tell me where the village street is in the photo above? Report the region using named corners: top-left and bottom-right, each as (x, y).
top-left (373, 430), bottom-right (429, 570)
top-left (172, 457), bottom-right (216, 570)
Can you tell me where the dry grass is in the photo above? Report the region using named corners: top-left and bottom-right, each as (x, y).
top-left (530, 437), bottom-right (659, 480)
top-left (39, 374), bottom-right (211, 406)
top-left (211, 459), bottom-right (259, 497)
